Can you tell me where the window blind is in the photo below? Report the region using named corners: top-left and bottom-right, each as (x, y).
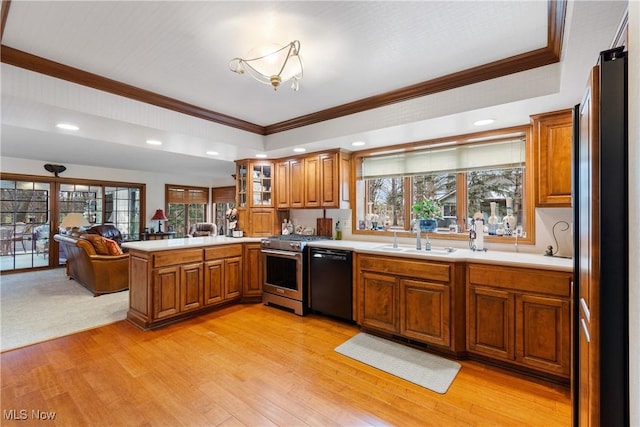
top-left (167, 186), bottom-right (208, 204)
top-left (361, 138), bottom-right (525, 178)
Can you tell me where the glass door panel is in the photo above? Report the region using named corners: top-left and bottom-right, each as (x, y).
top-left (1, 179), bottom-right (51, 271)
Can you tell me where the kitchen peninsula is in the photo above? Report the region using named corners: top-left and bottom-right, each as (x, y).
top-left (123, 236), bottom-right (262, 330)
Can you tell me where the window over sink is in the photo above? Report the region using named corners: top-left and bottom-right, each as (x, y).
top-left (353, 125), bottom-right (534, 244)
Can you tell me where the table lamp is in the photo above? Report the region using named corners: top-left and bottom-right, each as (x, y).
top-left (151, 209), bottom-right (168, 233)
top-left (60, 213), bottom-right (90, 233)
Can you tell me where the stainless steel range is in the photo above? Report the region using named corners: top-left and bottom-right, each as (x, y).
top-left (261, 234), bottom-right (329, 315)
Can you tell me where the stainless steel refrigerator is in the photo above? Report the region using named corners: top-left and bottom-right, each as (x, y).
top-left (573, 47), bottom-right (629, 426)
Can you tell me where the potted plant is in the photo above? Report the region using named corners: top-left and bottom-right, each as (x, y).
top-left (412, 199), bottom-right (442, 232)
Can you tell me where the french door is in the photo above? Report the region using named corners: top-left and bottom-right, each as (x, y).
top-left (1, 174), bottom-right (144, 273)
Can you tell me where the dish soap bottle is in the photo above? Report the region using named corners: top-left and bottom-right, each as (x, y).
top-left (335, 221), bottom-right (342, 240)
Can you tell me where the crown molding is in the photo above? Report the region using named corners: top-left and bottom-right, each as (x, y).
top-left (1, 1), bottom-right (566, 136)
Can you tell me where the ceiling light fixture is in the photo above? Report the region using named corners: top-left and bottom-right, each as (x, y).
top-left (56, 123), bottom-right (79, 131)
top-left (293, 148), bottom-right (306, 153)
top-left (229, 40), bottom-right (303, 91)
top-left (352, 141), bottom-right (366, 147)
top-left (206, 151), bottom-right (219, 156)
top-left (146, 139), bottom-right (162, 146)
top-left (256, 154), bottom-right (268, 158)
top-left (473, 119), bottom-right (495, 126)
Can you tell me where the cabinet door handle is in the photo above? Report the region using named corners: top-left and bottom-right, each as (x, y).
top-left (579, 297), bottom-right (590, 322)
top-left (580, 318), bottom-right (591, 343)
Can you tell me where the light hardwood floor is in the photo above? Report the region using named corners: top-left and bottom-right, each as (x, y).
top-left (1, 303), bottom-right (571, 426)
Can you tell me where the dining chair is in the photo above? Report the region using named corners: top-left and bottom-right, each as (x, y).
top-left (10, 222), bottom-right (27, 253)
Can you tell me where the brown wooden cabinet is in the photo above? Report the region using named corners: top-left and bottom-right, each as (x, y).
top-left (467, 285), bottom-right (515, 360)
top-left (531, 109), bottom-right (573, 206)
top-left (304, 155), bottom-right (321, 208)
top-left (357, 254), bottom-right (464, 354)
top-left (272, 150), bottom-right (351, 212)
top-left (147, 249), bottom-right (204, 323)
top-left (152, 266), bottom-right (181, 320)
top-left (127, 243), bottom-right (250, 330)
top-left (242, 242), bottom-right (263, 300)
top-left (400, 278), bottom-right (451, 348)
top-left (179, 262), bottom-right (204, 312)
top-left (361, 271), bottom-right (399, 333)
top-left (275, 160), bottom-right (289, 209)
top-left (467, 263), bottom-right (572, 379)
top-left (235, 160), bottom-right (276, 236)
top-left (204, 244), bottom-right (242, 305)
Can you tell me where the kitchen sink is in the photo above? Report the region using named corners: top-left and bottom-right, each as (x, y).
top-left (373, 245), bottom-right (456, 254)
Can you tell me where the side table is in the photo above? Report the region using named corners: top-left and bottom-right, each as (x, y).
top-left (139, 232), bottom-right (176, 241)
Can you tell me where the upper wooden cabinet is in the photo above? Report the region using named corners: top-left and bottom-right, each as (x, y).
top-left (531, 109), bottom-right (573, 207)
top-left (275, 150), bottom-right (351, 209)
top-left (236, 160), bottom-right (277, 236)
top-left (236, 160), bottom-right (273, 208)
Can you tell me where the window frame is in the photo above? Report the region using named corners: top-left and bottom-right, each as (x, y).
top-left (165, 184), bottom-right (210, 237)
top-left (352, 125), bottom-right (535, 245)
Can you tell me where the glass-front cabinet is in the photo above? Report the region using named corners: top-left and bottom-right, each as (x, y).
top-left (236, 160), bottom-right (273, 208)
top-left (251, 163), bottom-right (272, 207)
top-left (237, 163), bottom-right (248, 208)
top-left (235, 160), bottom-right (276, 237)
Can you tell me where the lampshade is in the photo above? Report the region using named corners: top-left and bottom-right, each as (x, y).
top-left (229, 40), bottom-right (303, 91)
top-left (151, 209), bottom-right (168, 221)
top-left (60, 213), bottom-right (90, 229)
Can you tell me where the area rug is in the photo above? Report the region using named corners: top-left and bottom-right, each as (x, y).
top-left (335, 332), bottom-right (461, 394)
top-left (0, 268), bottom-right (129, 352)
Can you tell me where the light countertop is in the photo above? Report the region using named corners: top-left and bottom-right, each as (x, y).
top-left (122, 236), bottom-right (573, 272)
top-left (122, 235), bottom-right (262, 252)
top-left (307, 240), bottom-right (573, 272)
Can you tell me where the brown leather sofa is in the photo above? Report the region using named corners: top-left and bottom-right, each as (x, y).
top-left (187, 222), bottom-right (217, 237)
top-left (54, 233), bottom-right (129, 296)
top-left (87, 223), bottom-right (124, 245)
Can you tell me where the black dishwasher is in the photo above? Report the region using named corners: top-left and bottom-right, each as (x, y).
top-left (308, 247), bottom-right (353, 322)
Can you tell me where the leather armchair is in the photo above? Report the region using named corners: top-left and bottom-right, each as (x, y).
top-left (87, 223), bottom-right (124, 245)
top-left (187, 222), bottom-right (217, 237)
top-left (54, 233), bottom-right (129, 296)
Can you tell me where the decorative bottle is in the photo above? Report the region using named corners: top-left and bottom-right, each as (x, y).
top-left (503, 197), bottom-right (516, 236)
top-left (488, 202), bottom-right (498, 235)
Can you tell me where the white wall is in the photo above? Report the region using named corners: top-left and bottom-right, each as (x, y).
top-left (0, 156), bottom-right (231, 230)
top-left (628, 2), bottom-right (639, 425)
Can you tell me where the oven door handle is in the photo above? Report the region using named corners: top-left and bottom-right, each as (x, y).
top-left (261, 249), bottom-right (302, 258)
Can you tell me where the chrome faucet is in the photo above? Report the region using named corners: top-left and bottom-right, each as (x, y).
top-left (424, 233), bottom-right (431, 251)
top-left (414, 222), bottom-right (421, 250)
top-left (393, 231), bottom-right (398, 249)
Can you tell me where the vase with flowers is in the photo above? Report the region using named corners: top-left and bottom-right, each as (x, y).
top-left (412, 199), bottom-right (442, 232)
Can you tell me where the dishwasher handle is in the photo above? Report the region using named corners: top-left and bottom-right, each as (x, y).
top-left (312, 253), bottom-right (348, 261)
top-left (311, 249), bottom-right (351, 262)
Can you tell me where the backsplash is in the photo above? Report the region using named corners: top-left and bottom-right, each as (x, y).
top-left (288, 207), bottom-right (573, 257)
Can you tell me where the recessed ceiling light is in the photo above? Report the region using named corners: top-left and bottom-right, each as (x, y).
top-left (473, 119), bottom-right (495, 126)
top-left (146, 139), bottom-right (162, 146)
top-left (206, 151), bottom-right (219, 156)
top-left (293, 148), bottom-right (306, 153)
top-left (56, 123), bottom-right (79, 131)
top-left (256, 153), bottom-right (268, 158)
top-left (352, 141), bottom-right (366, 146)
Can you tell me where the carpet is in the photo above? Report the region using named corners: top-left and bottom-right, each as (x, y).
top-left (0, 268), bottom-right (129, 352)
top-left (335, 332), bottom-right (461, 394)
